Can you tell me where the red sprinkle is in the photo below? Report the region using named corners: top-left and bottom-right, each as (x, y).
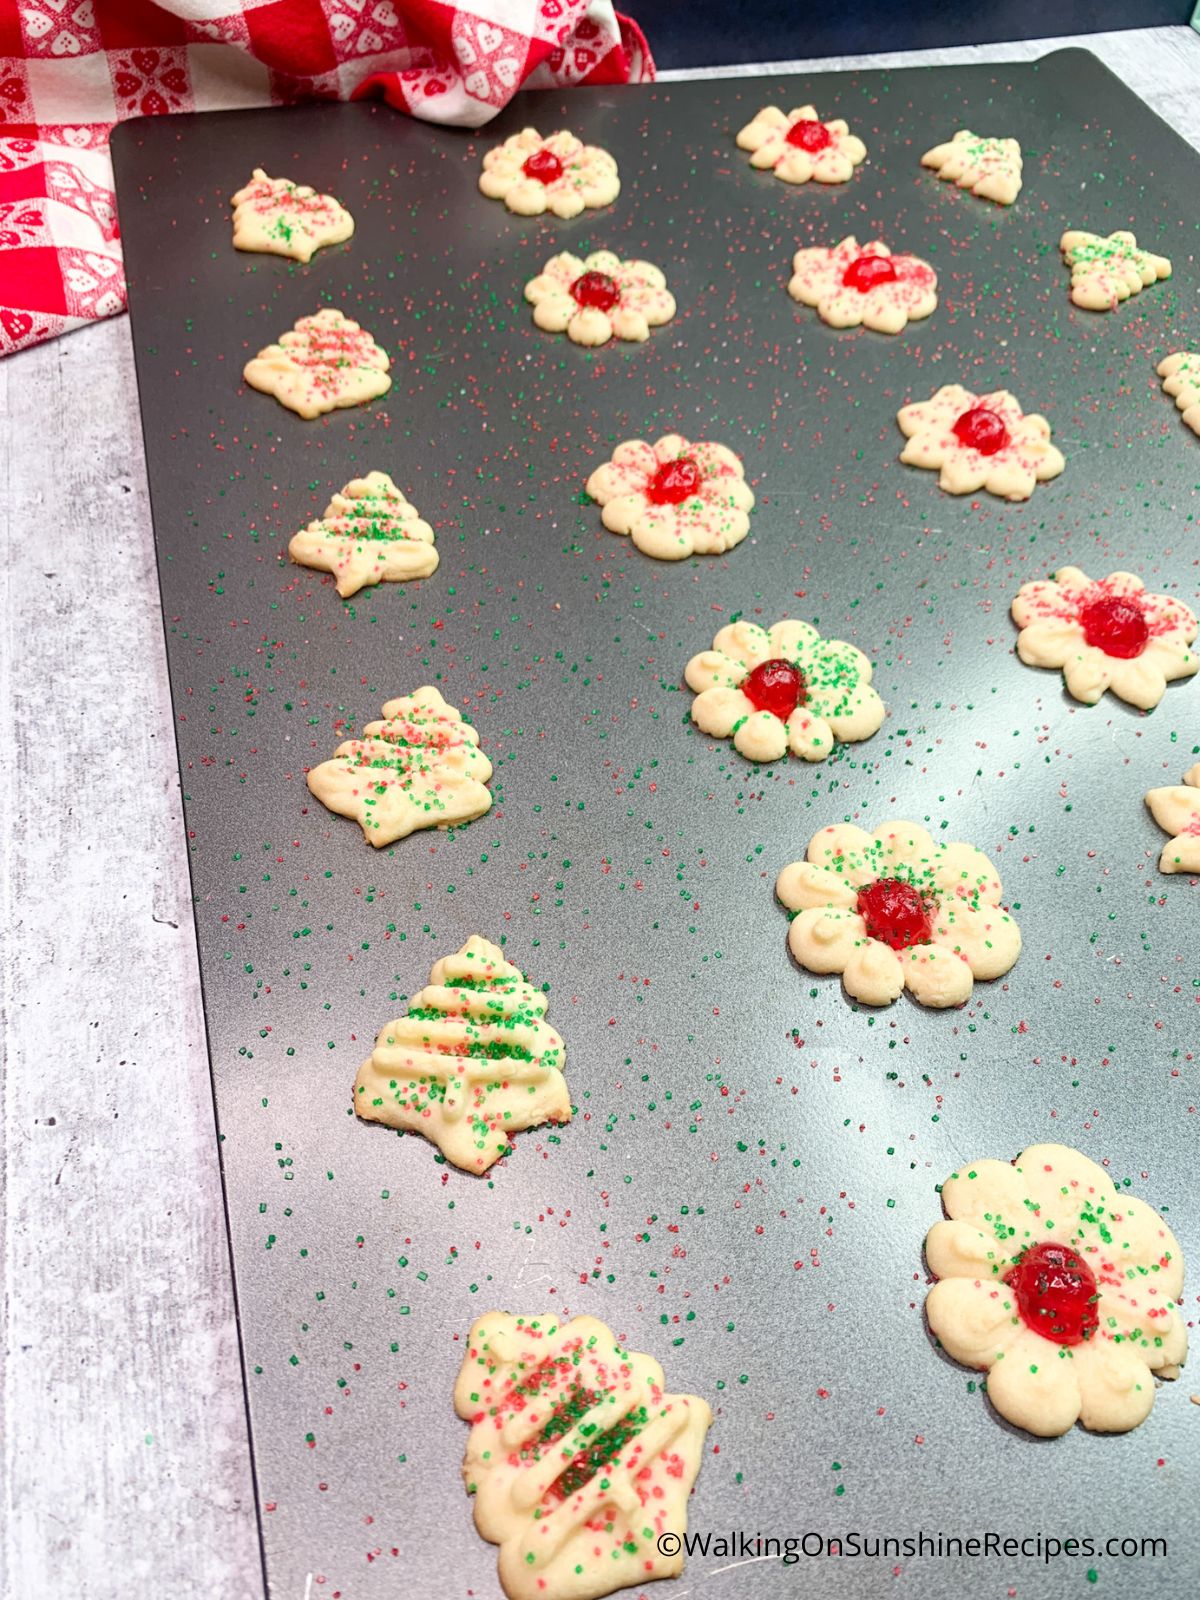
top-left (856, 878), bottom-right (935, 951)
top-left (951, 407), bottom-right (1011, 456)
top-left (646, 458), bottom-right (703, 505)
top-left (785, 118), bottom-right (833, 153)
top-left (1006, 1242), bottom-right (1100, 1346)
top-left (1079, 594), bottom-right (1150, 659)
top-left (742, 659), bottom-right (805, 721)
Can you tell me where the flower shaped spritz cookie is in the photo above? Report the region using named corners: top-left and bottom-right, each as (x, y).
top-left (1146, 764), bottom-right (1200, 874)
top-left (230, 168), bottom-right (353, 262)
top-left (307, 687), bottom-right (492, 846)
top-left (1157, 353), bottom-right (1200, 437)
top-left (479, 128), bottom-right (618, 217)
top-left (1060, 229), bottom-right (1171, 311)
top-left (788, 236), bottom-right (937, 334)
top-left (525, 250), bottom-right (675, 347)
top-left (354, 937), bottom-right (569, 1173)
top-left (736, 103), bottom-right (866, 185)
top-left (776, 821), bottom-right (1020, 1008)
top-left (1012, 567), bottom-right (1198, 710)
top-left (243, 308), bottom-right (390, 418)
top-left (898, 385), bottom-right (1064, 501)
top-left (586, 434), bottom-right (754, 560)
top-left (925, 1143), bottom-right (1187, 1436)
top-left (455, 1311), bottom-right (712, 1600)
top-left (685, 618), bottom-right (884, 762)
top-left (921, 131), bottom-right (1022, 205)
top-left (289, 472), bottom-right (437, 597)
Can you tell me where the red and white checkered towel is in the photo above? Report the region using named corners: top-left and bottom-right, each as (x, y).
top-left (0, 0), bottom-right (652, 357)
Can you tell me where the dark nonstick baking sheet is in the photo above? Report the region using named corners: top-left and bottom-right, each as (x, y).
top-left (111, 50), bottom-right (1199, 1600)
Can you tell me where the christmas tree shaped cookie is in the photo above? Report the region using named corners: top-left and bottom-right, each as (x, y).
top-left (354, 938), bottom-right (570, 1173)
top-left (230, 168), bottom-right (354, 263)
top-left (455, 1311), bottom-right (712, 1597)
top-left (1060, 229), bottom-right (1171, 311)
top-left (289, 472), bottom-right (438, 596)
top-left (307, 687), bottom-right (492, 847)
top-left (243, 308), bottom-right (390, 418)
top-left (921, 131), bottom-right (1022, 205)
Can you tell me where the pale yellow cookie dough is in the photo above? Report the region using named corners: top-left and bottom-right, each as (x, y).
top-left (306, 686), bottom-right (491, 846)
top-left (788, 236), bottom-right (937, 334)
top-left (243, 308), bottom-right (390, 419)
top-left (1157, 352), bottom-right (1200, 436)
top-left (455, 1310), bottom-right (712, 1600)
top-left (586, 434), bottom-right (755, 560)
top-left (1012, 566), bottom-right (1198, 710)
top-left (524, 249), bottom-right (675, 347)
top-left (897, 384), bottom-right (1064, 501)
top-left (230, 168), bottom-right (353, 263)
top-left (736, 104), bottom-right (866, 184)
top-left (479, 128), bottom-right (619, 217)
top-left (1060, 229), bottom-right (1171, 311)
top-left (685, 618), bottom-right (885, 763)
top-left (288, 471), bottom-right (437, 597)
top-left (354, 937), bottom-right (568, 1173)
top-left (1145, 763), bottom-right (1200, 874)
top-left (921, 130), bottom-right (1022, 205)
top-left (777, 820), bottom-right (1020, 1008)
top-left (926, 1142), bottom-right (1187, 1437)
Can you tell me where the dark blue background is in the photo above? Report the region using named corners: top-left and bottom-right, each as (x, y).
top-left (644, 1), bottom-right (1192, 70)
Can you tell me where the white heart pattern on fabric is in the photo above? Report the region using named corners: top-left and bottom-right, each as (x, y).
top-left (477, 23), bottom-right (504, 53)
top-left (493, 56), bottom-right (519, 88)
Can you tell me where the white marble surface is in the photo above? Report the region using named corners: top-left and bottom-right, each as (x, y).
top-left (3, 24), bottom-right (1199, 1600)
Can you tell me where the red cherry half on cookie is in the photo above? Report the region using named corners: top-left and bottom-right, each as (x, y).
top-left (742, 658), bottom-right (805, 721)
top-left (785, 118), bottom-right (833, 153)
top-left (522, 149), bottom-right (564, 184)
top-left (856, 878), bottom-right (935, 951)
top-left (570, 270), bottom-right (621, 312)
top-left (951, 407), bottom-right (1011, 456)
top-left (646, 458), bottom-right (703, 505)
top-left (842, 254), bottom-right (898, 293)
top-left (1078, 594), bottom-right (1149, 659)
top-left (1005, 1242), bottom-right (1100, 1346)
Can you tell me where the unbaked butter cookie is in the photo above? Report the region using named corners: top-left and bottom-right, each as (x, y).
top-left (898, 385), bottom-right (1063, 501)
top-left (1145, 764), bottom-right (1200, 874)
top-left (926, 1143), bottom-right (1187, 1436)
top-left (777, 821), bottom-right (1020, 1008)
top-left (525, 250), bottom-right (675, 346)
top-left (354, 937), bottom-right (568, 1173)
top-left (736, 103), bottom-right (866, 184)
top-left (1061, 228), bottom-right (1171, 311)
top-left (456, 1311), bottom-right (712, 1600)
top-left (586, 433), bottom-right (754, 560)
top-left (1011, 566), bottom-right (1198, 710)
top-left (788, 236), bottom-right (936, 333)
top-left (686, 617), bottom-right (884, 762)
top-left (479, 128), bottom-right (619, 217)
top-left (921, 131), bottom-right (1022, 205)
top-left (243, 308), bottom-right (390, 418)
top-left (307, 687), bottom-right (492, 846)
top-left (289, 472), bottom-right (437, 596)
top-left (230, 168), bottom-right (353, 262)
